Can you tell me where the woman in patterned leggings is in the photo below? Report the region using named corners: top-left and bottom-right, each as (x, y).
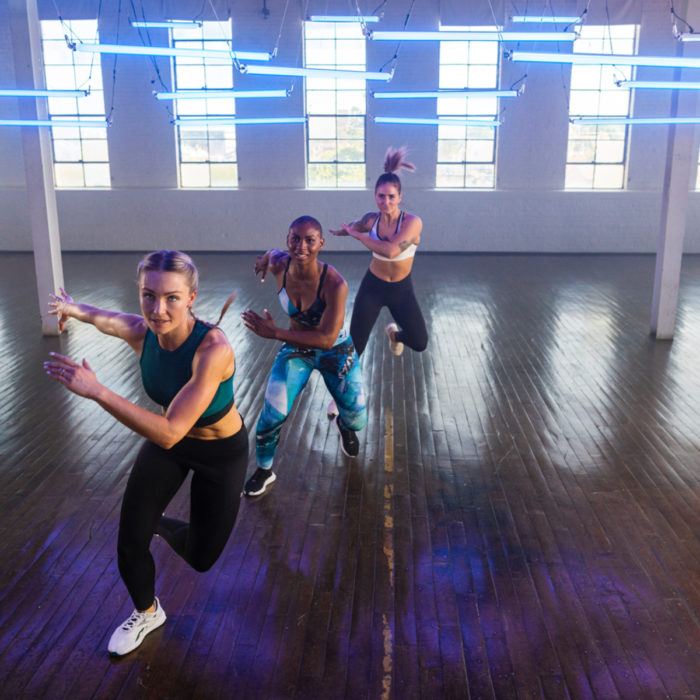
top-left (241, 216), bottom-right (367, 497)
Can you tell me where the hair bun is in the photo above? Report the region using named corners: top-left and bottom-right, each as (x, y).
top-left (384, 146), bottom-right (416, 174)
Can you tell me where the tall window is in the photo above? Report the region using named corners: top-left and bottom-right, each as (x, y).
top-left (40, 19), bottom-right (110, 188)
top-left (172, 21), bottom-right (237, 188)
top-left (436, 26), bottom-right (499, 188)
top-left (566, 25), bottom-right (638, 189)
top-left (304, 21), bottom-right (366, 188)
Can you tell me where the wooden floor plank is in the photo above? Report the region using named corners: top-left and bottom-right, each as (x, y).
top-left (7, 252), bottom-right (700, 697)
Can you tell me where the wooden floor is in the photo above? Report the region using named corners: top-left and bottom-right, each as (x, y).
top-left (4, 251), bottom-right (700, 698)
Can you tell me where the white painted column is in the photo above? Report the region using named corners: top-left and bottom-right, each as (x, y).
top-left (9, 0), bottom-right (64, 335)
top-left (650, 2), bottom-right (699, 339)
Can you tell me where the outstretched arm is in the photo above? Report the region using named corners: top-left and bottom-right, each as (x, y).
top-left (45, 329), bottom-right (233, 449)
top-left (49, 288), bottom-right (146, 351)
top-left (337, 214), bottom-right (422, 259)
top-left (329, 211), bottom-right (376, 237)
top-left (254, 249), bottom-right (290, 282)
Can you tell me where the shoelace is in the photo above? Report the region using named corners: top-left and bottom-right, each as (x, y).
top-left (121, 611), bottom-right (147, 629)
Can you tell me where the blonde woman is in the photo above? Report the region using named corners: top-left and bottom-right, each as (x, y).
top-left (45, 250), bottom-right (246, 657)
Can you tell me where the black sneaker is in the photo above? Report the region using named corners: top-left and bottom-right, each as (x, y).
top-left (334, 415), bottom-right (359, 457)
top-left (243, 468), bottom-right (277, 496)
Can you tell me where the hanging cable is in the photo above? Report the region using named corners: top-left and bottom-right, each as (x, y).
top-left (670, 0), bottom-right (694, 34)
top-left (378, 0), bottom-right (416, 75)
top-left (105, 0), bottom-right (122, 122)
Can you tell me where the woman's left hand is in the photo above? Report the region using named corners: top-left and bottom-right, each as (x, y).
top-left (44, 352), bottom-right (101, 399)
top-left (241, 308), bottom-right (278, 339)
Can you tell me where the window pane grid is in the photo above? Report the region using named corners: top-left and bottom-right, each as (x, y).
top-left (304, 21), bottom-right (366, 188)
top-left (40, 19), bottom-right (110, 188)
top-left (565, 25), bottom-right (637, 190)
top-left (173, 21), bottom-right (237, 188)
top-left (437, 26), bottom-right (499, 189)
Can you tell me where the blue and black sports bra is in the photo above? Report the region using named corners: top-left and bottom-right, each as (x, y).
top-left (278, 258), bottom-right (328, 327)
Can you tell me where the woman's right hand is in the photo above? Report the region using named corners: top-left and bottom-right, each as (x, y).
top-left (48, 287), bottom-right (75, 332)
top-left (330, 224), bottom-right (355, 237)
top-left (254, 252), bottom-right (272, 281)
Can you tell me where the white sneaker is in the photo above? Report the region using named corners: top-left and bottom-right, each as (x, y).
top-left (385, 323), bottom-right (404, 356)
top-left (327, 399), bottom-right (338, 419)
top-left (107, 597), bottom-right (167, 656)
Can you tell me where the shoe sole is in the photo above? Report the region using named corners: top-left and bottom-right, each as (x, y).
top-left (243, 472), bottom-right (277, 497)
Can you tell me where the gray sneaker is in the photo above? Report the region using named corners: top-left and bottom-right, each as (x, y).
top-left (107, 597), bottom-right (166, 656)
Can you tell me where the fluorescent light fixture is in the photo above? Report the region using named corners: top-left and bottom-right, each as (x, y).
top-left (156, 89), bottom-right (288, 100)
top-left (0, 88), bottom-right (88, 97)
top-left (571, 116), bottom-right (700, 125)
top-left (309, 15), bottom-right (379, 23)
top-left (0, 119), bottom-right (108, 127)
top-left (511, 15), bottom-right (581, 23)
top-left (372, 89), bottom-right (518, 99)
top-left (510, 50), bottom-right (700, 69)
top-left (241, 64), bottom-right (392, 81)
top-left (130, 19), bottom-right (203, 28)
top-left (616, 80), bottom-right (700, 90)
top-left (678, 33), bottom-right (700, 42)
top-left (369, 30), bottom-right (576, 42)
top-left (74, 42), bottom-right (272, 62)
top-left (374, 116), bottom-right (500, 127)
top-left (174, 116), bottom-right (306, 125)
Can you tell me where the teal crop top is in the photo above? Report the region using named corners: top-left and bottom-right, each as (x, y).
top-left (139, 320), bottom-right (234, 428)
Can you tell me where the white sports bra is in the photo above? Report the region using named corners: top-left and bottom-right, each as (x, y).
top-left (369, 211), bottom-right (417, 262)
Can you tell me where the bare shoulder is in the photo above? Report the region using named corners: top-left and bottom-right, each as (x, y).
top-left (322, 265), bottom-right (348, 294)
top-left (197, 326), bottom-right (233, 360)
top-left (402, 212), bottom-right (422, 226)
top-left (357, 211), bottom-right (379, 231)
top-left (123, 315), bottom-right (149, 342)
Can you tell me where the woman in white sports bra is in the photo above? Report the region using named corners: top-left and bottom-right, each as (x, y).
top-left (331, 146), bottom-right (428, 359)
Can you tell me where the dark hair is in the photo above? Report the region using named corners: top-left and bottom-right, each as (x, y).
top-left (375, 146), bottom-right (416, 194)
top-left (137, 249), bottom-right (235, 327)
top-left (289, 215), bottom-right (323, 236)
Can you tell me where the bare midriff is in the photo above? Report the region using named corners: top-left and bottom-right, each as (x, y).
top-left (186, 406), bottom-right (243, 441)
top-left (369, 256), bottom-right (415, 283)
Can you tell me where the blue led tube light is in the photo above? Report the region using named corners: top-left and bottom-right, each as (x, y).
top-left (241, 64), bottom-right (392, 81)
top-left (74, 42), bottom-right (272, 62)
top-left (510, 50), bottom-right (700, 69)
top-left (0, 88), bottom-right (89, 97)
top-left (130, 20), bottom-right (203, 28)
top-left (0, 119), bottom-right (108, 127)
top-left (156, 89), bottom-right (288, 100)
top-left (370, 30), bottom-right (575, 42)
top-left (511, 15), bottom-right (581, 23)
top-left (309, 15), bottom-right (379, 22)
top-left (174, 116), bottom-right (306, 125)
top-left (372, 89), bottom-right (518, 99)
top-left (571, 116), bottom-right (700, 125)
top-left (374, 116), bottom-right (500, 127)
top-left (616, 80), bottom-right (700, 89)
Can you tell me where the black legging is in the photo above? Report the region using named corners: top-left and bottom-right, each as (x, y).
top-left (117, 426), bottom-right (248, 610)
top-left (349, 269), bottom-right (428, 357)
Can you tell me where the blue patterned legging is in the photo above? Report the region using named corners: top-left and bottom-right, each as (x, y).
top-left (256, 337), bottom-right (367, 469)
